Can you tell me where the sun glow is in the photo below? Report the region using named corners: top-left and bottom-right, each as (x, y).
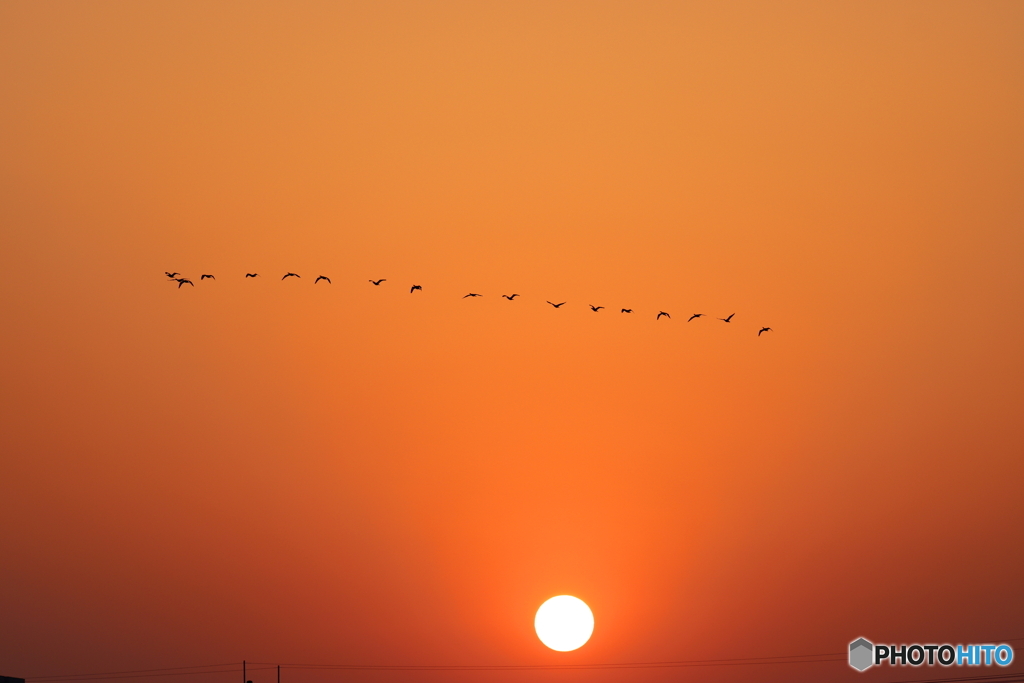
top-left (534, 595), bottom-right (594, 651)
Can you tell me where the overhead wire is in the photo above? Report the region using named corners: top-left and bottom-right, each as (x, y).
top-left (26, 640), bottom-right (1021, 678)
top-left (27, 666), bottom-right (274, 683)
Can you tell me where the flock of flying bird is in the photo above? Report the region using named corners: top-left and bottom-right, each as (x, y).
top-left (164, 271), bottom-right (774, 336)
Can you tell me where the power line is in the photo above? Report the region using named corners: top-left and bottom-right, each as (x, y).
top-left (250, 651), bottom-right (846, 671)
top-left (27, 666), bottom-right (277, 683)
top-left (272, 658), bottom-right (844, 671)
top-left (30, 664), bottom-right (238, 681)
top-left (247, 641), bottom-right (1022, 672)
top-left (27, 640), bottom-right (1020, 680)
top-left (885, 674), bottom-right (1024, 683)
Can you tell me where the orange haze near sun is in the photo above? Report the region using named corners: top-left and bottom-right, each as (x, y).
top-left (1, 2), bottom-right (1022, 682)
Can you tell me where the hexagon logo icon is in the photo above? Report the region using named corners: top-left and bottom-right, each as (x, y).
top-left (849, 638), bottom-right (874, 671)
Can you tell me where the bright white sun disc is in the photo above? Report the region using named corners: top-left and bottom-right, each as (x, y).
top-left (534, 595), bottom-right (594, 651)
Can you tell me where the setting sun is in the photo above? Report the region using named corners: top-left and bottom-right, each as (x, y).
top-left (534, 596), bottom-right (594, 652)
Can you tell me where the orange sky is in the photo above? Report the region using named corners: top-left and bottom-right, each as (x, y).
top-left (1, 2), bottom-right (1022, 682)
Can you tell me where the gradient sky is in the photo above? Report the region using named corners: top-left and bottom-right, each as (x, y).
top-left (1, 2), bottom-right (1022, 682)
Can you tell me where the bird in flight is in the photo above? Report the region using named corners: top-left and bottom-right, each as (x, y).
top-left (315, 275), bottom-right (331, 284)
top-left (200, 274), bottom-right (215, 280)
top-left (621, 308), bottom-right (633, 313)
top-left (719, 313), bottom-right (735, 322)
top-left (657, 311), bottom-right (671, 320)
top-left (174, 278), bottom-right (194, 288)
top-left (282, 273), bottom-right (300, 280)
top-left (687, 313), bottom-right (704, 322)
top-left (410, 285), bottom-right (422, 293)
top-left (590, 305), bottom-right (604, 312)
top-left (758, 327), bottom-right (773, 336)
top-left (165, 272), bottom-right (179, 279)
top-left (369, 279), bottom-right (386, 286)
top-left (502, 294), bottom-right (519, 300)
top-left (245, 273), bottom-right (259, 278)
top-left (463, 293), bottom-right (482, 298)
top-left (547, 301), bottom-right (566, 308)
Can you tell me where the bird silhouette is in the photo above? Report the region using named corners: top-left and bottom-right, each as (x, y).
top-left (547, 301), bottom-right (566, 308)
top-left (369, 279), bottom-right (386, 286)
top-left (315, 275), bottom-right (331, 284)
top-left (502, 294), bottom-right (519, 300)
top-left (719, 313), bottom-right (735, 322)
top-left (621, 308), bottom-right (633, 313)
top-left (589, 305), bottom-right (604, 312)
top-left (463, 293), bottom-right (482, 298)
top-left (410, 285), bottom-right (422, 293)
top-left (200, 274), bottom-right (215, 280)
top-left (174, 278), bottom-right (194, 288)
top-left (165, 272), bottom-right (179, 278)
top-left (282, 273), bottom-right (300, 280)
top-left (245, 273), bottom-right (259, 278)
top-left (758, 327), bottom-right (773, 336)
top-left (657, 311), bottom-right (670, 320)
top-left (687, 313), bottom-right (704, 322)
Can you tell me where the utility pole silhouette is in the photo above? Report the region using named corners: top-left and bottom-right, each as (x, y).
top-left (241, 657), bottom-right (272, 683)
